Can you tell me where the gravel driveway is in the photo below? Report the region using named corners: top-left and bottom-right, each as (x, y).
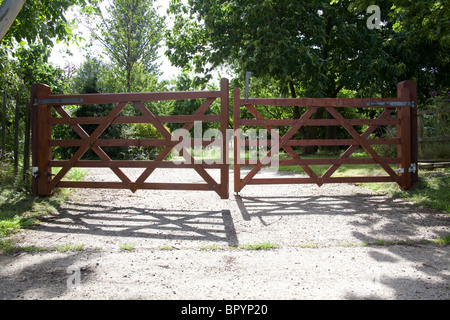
top-left (1, 168), bottom-right (449, 300)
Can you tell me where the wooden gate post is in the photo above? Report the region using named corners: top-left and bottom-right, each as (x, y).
top-left (397, 81), bottom-right (417, 189)
top-left (31, 84), bottom-right (53, 197)
top-left (220, 78), bottom-right (230, 199)
top-left (233, 87), bottom-right (241, 193)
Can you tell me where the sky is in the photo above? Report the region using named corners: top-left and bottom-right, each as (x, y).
top-left (49, 0), bottom-right (181, 81)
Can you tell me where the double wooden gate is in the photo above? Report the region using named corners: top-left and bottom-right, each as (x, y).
top-left (31, 79), bottom-right (417, 199)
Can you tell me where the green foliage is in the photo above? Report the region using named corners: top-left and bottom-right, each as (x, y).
top-left (1, 0), bottom-right (99, 47)
top-left (128, 123), bottom-right (166, 160)
top-left (0, 161), bottom-right (86, 242)
top-left (167, 0), bottom-right (448, 102)
top-left (87, 0), bottom-right (165, 92)
top-left (419, 93), bottom-right (450, 160)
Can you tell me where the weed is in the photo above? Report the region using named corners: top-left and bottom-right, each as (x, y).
top-left (56, 243), bottom-right (85, 252)
top-left (119, 242), bottom-right (136, 251)
top-left (239, 242), bottom-right (279, 250)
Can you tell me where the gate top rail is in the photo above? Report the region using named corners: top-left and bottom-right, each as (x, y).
top-left (34, 89), bottom-right (222, 106)
top-left (240, 97), bottom-right (412, 108)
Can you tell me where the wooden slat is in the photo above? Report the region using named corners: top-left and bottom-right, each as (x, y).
top-left (57, 181), bottom-right (214, 190)
top-left (241, 138), bottom-right (400, 147)
top-left (49, 160), bottom-right (223, 168)
top-left (49, 138), bottom-right (219, 147)
top-left (239, 118), bottom-right (399, 126)
top-left (241, 157), bottom-right (400, 166)
top-left (42, 90), bottom-right (221, 105)
top-left (246, 176), bottom-right (395, 185)
top-left (240, 97), bottom-right (410, 108)
top-left (50, 114), bottom-right (221, 125)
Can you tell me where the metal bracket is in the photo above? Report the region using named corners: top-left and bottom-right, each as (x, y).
top-left (32, 167), bottom-right (39, 178)
top-left (394, 163), bottom-right (417, 174)
top-left (34, 98), bottom-right (84, 106)
top-left (245, 71), bottom-right (253, 103)
top-left (409, 163), bottom-right (417, 174)
top-left (366, 101), bottom-right (414, 107)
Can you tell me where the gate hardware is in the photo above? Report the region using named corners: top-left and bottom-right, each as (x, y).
top-left (393, 164), bottom-right (417, 174)
top-left (366, 101), bottom-right (414, 107)
top-left (34, 98), bottom-right (84, 106)
top-left (32, 167), bottom-right (39, 178)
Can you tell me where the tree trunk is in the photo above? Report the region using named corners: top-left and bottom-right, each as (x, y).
top-left (1, 91), bottom-right (6, 159)
top-left (13, 94), bottom-right (20, 174)
top-left (304, 107), bottom-right (325, 154)
top-left (0, 0), bottom-right (26, 41)
top-left (23, 99), bottom-right (30, 181)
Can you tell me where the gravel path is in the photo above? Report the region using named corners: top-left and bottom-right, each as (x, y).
top-left (1, 168), bottom-right (449, 300)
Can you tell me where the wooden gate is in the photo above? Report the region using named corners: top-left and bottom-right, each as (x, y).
top-left (233, 81), bottom-right (417, 192)
top-left (31, 78), bottom-right (229, 199)
top-left (31, 78), bottom-right (417, 198)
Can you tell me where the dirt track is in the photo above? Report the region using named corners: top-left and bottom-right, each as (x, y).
top-left (1, 168), bottom-right (449, 300)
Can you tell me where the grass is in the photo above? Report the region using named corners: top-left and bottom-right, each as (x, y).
top-left (271, 149), bottom-right (396, 177)
top-left (56, 243), bottom-right (85, 252)
top-left (238, 242), bottom-right (280, 250)
top-left (199, 242), bottom-right (280, 251)
top-left (119, 242), bottom-right (136, 251)
top-left (0, 162), bottom-right (87, 250)
top-left (265, 150), bottom-right (449, 214)
top-left (362, 167), bottom-right (450, 213)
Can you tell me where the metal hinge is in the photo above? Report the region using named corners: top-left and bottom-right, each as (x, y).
top-left (394, 163), bottom-right (417, 174)
top-left (34, 98), bottom-right (84, 106)
top-left (366, 101), bottom-right (414, 108)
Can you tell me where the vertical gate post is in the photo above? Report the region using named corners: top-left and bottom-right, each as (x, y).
top-left (31, 84), bottom-right (52, 197)
top-left (233, 87), bottom-right (241, 193)
top-left (220, 78), bottom-right (230, 199)
top-left (397, 81), bottom-right (416, 189)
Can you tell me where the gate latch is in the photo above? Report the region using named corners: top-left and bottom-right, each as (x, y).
top-left (32, 167), bottom-right (39, 178)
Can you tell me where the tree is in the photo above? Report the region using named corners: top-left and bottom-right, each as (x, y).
top-left (166, 0), bottom-right (448, 153)
top-left (87, 0), bottom-right (165, 92)
top-left (0, 0), bottom-right (99, 46)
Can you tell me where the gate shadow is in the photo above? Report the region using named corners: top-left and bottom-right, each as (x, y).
top-left (40, 203), bottom-right (238, 247)
top-left (234, 193), bottom-right (449, 241)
